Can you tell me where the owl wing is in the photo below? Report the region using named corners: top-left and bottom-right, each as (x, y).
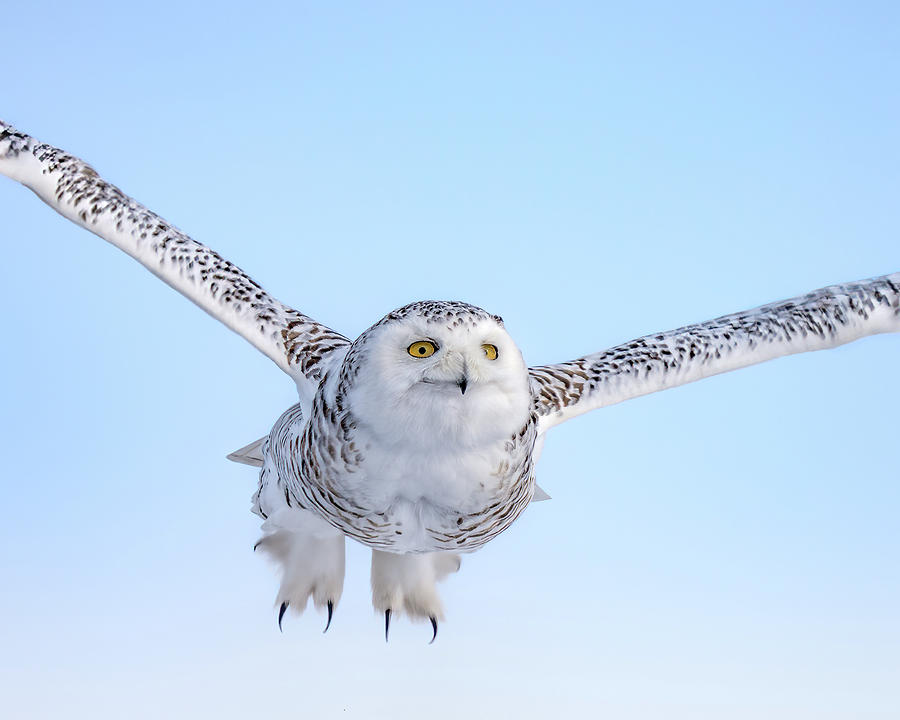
top-left (0, 121), bottom-right (350, 396)
top-left (529, 273), bottom-right (900, 433)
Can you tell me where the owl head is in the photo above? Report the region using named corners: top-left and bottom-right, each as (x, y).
top-left (342, 301), bottom-right (531, 448)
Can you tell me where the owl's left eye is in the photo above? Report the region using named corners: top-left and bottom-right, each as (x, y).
top-left (408, 340), bottom-right (438, 358)
top-left (482, 344), bottom-right (499, 360)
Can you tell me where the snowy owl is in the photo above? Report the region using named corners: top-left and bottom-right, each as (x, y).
top-left (2, 120), bottom-right (898, 642)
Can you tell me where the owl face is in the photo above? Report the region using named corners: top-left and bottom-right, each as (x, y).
top-left (345, 302), bottom-right (532, 449)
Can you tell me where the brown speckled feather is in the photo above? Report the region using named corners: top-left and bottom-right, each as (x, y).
top-left (0, 120), bottom-right (349, 394)
top-left (530, 273), bottom-right (900, 432)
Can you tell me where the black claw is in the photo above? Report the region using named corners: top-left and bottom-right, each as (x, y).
top-left (385, 609), bottom-right (392, 642)
top-left (429, 616), bottom-right (438, 644)
top-left (278, 602), bottom-right (288, 632)
top-left (252, 540), bottom-right (261, 552)
top-left (323, 600), bottom-right (334, 634)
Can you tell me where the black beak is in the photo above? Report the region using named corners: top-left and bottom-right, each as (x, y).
top-left (457, 376), bottom-right (468, 395)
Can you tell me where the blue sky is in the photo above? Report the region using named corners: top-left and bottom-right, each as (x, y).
top-left (1, 2), bottom-right (898, 718)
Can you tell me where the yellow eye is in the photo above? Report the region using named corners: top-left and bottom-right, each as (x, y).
top-left (482, 344), bottom-right (499, 360)
top-left (408, 340), bottom-right (438, 358)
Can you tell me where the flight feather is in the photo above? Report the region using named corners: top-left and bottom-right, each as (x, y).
top-left (0, 120), bottom-right (349, 394)
top-left (530, 273), bottom-right (900, 431)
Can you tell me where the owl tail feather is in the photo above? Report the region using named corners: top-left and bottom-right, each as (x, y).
top-left (226, 435), bottom-right (267, 467)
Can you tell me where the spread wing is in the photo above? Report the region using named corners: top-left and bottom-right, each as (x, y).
top-left (529, 273), bottom-right (900, 433)
top-left (0, 120), bottom-right (349, 398)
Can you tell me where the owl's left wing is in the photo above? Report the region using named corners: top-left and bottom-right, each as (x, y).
top-left (529, 273), bottom-right (900, 433)
top-left (0, 121), bottom-right (350, 398)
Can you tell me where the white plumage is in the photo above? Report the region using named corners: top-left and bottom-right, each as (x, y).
top-left (2, 120), bottom-right (898, 641)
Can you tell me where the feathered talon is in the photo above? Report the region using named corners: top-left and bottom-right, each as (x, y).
top-left (429, 616), bottom-right (438, 644)
top-left (385, 609), bottom-right (392, 642)
top-left (278, 601), bottom-right (289, 632)
top-left (323, 600), bottom-right (334, 634)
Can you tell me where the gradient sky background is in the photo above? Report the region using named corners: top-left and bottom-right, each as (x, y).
top-left (1, 2), bottom-right (898, 718)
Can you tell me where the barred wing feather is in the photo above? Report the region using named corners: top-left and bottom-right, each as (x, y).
top-left (0, 120), bottom-right (349, 398)
top-left (530, 273), bottom-right (900, 433)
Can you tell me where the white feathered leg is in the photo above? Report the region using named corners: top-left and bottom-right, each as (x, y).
top-left (255, 508), bottom-right (346, 632)
top-left (371, 550), bottom-right (461, 641)
top-left (251, 421), bottom-right (346, 632)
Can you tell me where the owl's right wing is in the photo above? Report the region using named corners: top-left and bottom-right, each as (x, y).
top-left (0, 121), bottom-right (350, 398)
top-left (529, 273), bottom-right (900, 433)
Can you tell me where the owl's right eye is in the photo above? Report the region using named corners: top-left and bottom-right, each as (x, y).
top-left (408, 340), bottom-right (438, 358)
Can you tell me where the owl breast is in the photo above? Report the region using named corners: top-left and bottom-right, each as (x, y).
top-left (270, 393), bottom-right (538, 553)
